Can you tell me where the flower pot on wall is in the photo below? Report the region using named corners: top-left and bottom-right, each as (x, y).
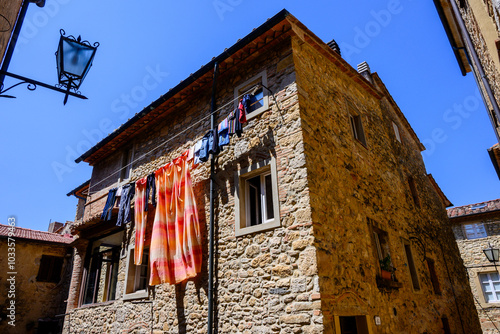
top-left (381, 269), bottom-right (392, 280)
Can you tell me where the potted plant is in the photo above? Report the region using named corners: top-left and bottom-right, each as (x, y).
top-left (380, 254), bottom-right (393, 280)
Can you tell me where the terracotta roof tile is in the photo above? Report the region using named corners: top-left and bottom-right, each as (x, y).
top-left (0, 224), bottom-right (73, 244)
top-left (447, 198), bottom-right (500, 219)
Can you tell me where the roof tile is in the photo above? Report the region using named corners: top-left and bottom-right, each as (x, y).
top-left (447, 198), bottom-right (500, 218)
top-left (0, 224), bottom-right (73, 244)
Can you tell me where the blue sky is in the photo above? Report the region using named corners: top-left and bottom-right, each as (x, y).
top-left (1, 0), bottom-right (498, 231)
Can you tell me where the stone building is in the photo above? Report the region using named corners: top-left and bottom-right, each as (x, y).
top-left (64, 9), bottom-right (481, 334)
top-left (0, 223), bottom-right (73, 333)
top-left (434, 0), bottom-right (500, 177)
top-left (448, 198), bottom-right (500, 333)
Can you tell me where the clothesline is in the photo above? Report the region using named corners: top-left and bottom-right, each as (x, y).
top-left (86, 83), bottom-right (263, 196)
top-left (98, 91), bottom-right (256, 286)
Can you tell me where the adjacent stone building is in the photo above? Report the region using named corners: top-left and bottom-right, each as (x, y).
top-left (0, 223), bottom-right (73, 334)
top-left (64, 10), bottom-right (481, 333)
top-left (434, 0), bottom-right (500, 177)
top-left (449, 198), bottom-right (500, 333)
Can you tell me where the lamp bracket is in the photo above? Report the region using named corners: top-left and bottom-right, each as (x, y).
top-left (0, 80), bottom-right (36, 98)
top-left (0, 70), bottom-right (87, 102)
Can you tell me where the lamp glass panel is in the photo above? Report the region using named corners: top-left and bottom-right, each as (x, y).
top-left (493, 248), bottom-right (500, 262)
top-left (61, 39), bottom-right (94, 78)
top-left (484, 249), bottom-right (495, 262)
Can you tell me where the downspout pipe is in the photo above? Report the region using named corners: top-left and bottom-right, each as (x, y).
top-left (207, 61), bottom-right (219, 334)
top-left (449, 0), bottom-right (500, 143)
top-left (0, 0), bottom-right (45, 87)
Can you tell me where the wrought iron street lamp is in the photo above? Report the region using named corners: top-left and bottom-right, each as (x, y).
top-left (483, 243), bottom-right (500, 272)
top-left (0, 29), bottom-right (99, 104)
top-left (56, 29), bottom-right (99, 104)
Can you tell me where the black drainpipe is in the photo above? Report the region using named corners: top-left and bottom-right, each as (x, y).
top-left (449, 0), bottom-right (500, 143)
top-left (207, 61), bottom-right (219, 334)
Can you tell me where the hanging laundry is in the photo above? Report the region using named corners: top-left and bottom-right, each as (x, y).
top-left (149, 151), bottom-right (202, 285)
top-left (208, 128), bottom-right (219, 156)
top-left (241, 94), bottom-right (252, 117)
top-left (218, 117), bottom-right (229, 151)
top-left (134, 178), bottom-right (147, 265)
top-left (101, 188), bottom-right (117, 221)
top-left (193, 139), bottom-right (202, 165)
top-left (145, 172), bottom-right (156, 211)
top-left (199, 132), bottom-right (210, 162)
top-left (116, 183), bottom-right (135, 226)
top-left (238, 98), bottom-right (247, 124)
top-left (187, 146), bottom-right (195, 162)
top-left (228, 108), bottom-right (244, 137)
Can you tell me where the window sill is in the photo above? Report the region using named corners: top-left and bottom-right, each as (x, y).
top-left (353, 138), bottom-right (368, 150)
top-left (78, 300), bottom-right (115, 309)
top-left (376, 276), bottom-right (403, 291)
top-left (235, 220), bottom-right (280, 237)
top-left (123, 290), bottom-right (149, 301)
top-left (246, 106), bottom-right (270, 121)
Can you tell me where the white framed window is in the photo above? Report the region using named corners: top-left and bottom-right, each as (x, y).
top-left (123, 246), bottom-right (149, 300)
top-left (234, 157), bottom-right (280, 236)
top-left (392, 122), bottom-right (401, 142)
top-left (479, 272), bottom-right (500, 303)
top-left (234, 70), bottom-right (269, 120)
top-left (464, 223), bottom-right (487, 239)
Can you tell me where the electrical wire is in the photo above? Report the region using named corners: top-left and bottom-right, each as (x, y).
top-left (473, 294), bottom-right (500, 333)
top-left (86, 83), bottom-right (275, 195)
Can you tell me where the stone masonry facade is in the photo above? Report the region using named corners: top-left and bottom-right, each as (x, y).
top-left (449, 198), bottom-right (500, 333)
top-left (457, 0), bottom-right (500, 139)
top-left (63, 11), bottom-right (481, 334)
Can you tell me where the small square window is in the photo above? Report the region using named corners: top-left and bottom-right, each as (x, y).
top-left (235, 157), bottom-right (280, 236)
top-left (349, 112), bottom-right (367, 146)
top-left (441, 317), bottom-right (451, 334)
top-left (124, 247), bottom-right (149, 300)
top-left (392, 122), bottom-right (401, 142)
top-left (37, 255), bottom-right (64, 283)
top-left (479, 272), bottom-right (500, 303)
top-left (426, 258), bottom-right (441, 295)
top-left (119, 146), bottom-right (134, 182)
top-left (408, 177), bottom-right (420, 208)
top-left (81, 231), bottom-right (122, 306)
top-left (464, 223), bottom-right (487, 239)
top-left (403, 240), bottom-right (420, 291)
top-left (234, 70), bottom-right (269, 120)
top-left (335, 315), bottom-right (370, 334)
top-left (370, 223), bottom-right (392, 274)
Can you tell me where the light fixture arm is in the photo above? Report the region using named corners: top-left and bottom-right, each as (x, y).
top-left (0, 70), bottom-right (87, 101)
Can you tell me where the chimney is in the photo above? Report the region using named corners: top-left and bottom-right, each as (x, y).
top-left (327, 39), bottom-right (341, 56)
top-left (48, 221), bottom-right (63, 233)
top-left (357, 61), bottom-right (374, 85)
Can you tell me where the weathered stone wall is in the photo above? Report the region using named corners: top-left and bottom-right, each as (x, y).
top-left (292, 35), bottom-right (482, 333)
top-left (0, 240), bottom-right (72, 334)
top-left (457, 0), bottom-right (500, 137)
top-left (65, 38), bottom-right (323, 334)
top-left (452, 217), bottom-right (500, 333)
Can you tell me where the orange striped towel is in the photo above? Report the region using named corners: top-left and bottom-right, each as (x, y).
top-left (149, 151), bottom-right (202, 285)
top-left (134, 177), bottom-right (147, 265)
